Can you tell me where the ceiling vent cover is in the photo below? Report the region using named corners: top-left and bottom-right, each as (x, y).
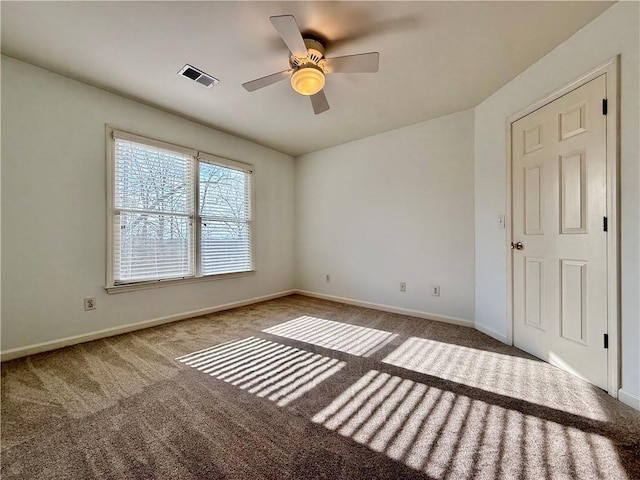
top-left (178, 64), bottom-right (219, 88)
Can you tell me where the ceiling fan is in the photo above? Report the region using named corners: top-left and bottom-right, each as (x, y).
top-left (242, 15), bottom-right (380, 114)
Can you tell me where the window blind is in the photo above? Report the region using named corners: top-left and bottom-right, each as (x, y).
top-left (199, 160), bottom-right (253, 275)
top-left (113, 138), bottom-right (195, 283)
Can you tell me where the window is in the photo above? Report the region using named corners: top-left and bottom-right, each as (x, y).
top-left (108, 129), bottom-right (254, 291)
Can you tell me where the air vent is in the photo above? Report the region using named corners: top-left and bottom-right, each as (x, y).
top-left (178, 64), bottom-right (219, 88)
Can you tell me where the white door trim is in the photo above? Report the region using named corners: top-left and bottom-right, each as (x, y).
top-left (505, 57), bottom-right (619, 397)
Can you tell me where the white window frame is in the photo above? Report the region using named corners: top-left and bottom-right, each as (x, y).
top-left (106, 126), bottom-right (255, 293)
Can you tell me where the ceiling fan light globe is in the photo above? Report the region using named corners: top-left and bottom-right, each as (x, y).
top-left (291, 66), bottom-right (325, 96)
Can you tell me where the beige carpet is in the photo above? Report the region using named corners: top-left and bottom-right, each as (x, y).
top-left (2, 294), bottom-right (639, 479)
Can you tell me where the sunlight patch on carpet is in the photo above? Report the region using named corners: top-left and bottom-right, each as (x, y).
top-left (263, 316), bottom-right (397, 357)
top-left (382, 336), bottom-right (608, 421)
top-left (312, 370), bottom-right (625, 479)
top-left (177, 337), bottom-right (345, 407)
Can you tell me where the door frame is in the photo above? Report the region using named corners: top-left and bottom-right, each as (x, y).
top-left (505, 57), bottom-right (619, 397)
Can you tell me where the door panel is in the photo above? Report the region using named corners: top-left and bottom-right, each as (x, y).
top-left (525, 165), bottom-right (543, 234)
top-left (560, 259), bottom-right (588, 344)
top-left (560, 151), bottom-right (587, 233)
top-left (524, 257), bottom-right (544, 329)
top-left (512, 74), bottom-right (608, 389)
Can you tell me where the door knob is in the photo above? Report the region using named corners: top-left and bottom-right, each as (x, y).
top-left (511, 242), bottom-right (524, 250)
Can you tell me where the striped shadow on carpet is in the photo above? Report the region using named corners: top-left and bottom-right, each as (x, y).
top-left (177, 336), bottom-right (346, 407)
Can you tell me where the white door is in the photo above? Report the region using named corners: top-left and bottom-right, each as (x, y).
top-left (512, 74), bottom-right (608, 389)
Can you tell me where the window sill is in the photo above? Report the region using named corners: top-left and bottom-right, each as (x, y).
top-left (105, 270), bottom-right (256, 294)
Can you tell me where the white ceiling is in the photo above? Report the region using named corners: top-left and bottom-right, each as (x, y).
top-left (1, 1), bottom-right (613, 156)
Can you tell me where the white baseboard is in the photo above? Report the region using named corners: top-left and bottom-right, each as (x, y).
top-left (0, 290), bottom-right (296, 362)
top-left (295, 290), bottom-right (474, 328)
top-left (618, 388), bottom-right (640, 411)
top-left (474, 322), bottom-right (510, 344)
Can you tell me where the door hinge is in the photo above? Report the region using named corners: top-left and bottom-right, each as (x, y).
top-left (603, 216), bottom-right (608, 232)
top-left (602, 98), bottom-right (608, 115)
top-left (604, 333), bottom-right (609, 349)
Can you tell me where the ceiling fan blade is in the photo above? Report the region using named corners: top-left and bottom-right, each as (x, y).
top-left (242, 70), bottom-right (292, 92)
top-left (323, 52), bottom-right (379, 73)
top-left (310, 90), bottom-right (330, 115)
top-left (270, 15), bottom-right (307, 58)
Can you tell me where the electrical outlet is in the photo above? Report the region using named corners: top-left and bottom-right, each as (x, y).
top-left (84, 297), bottom-right (96, 311)
top-left (431, 285), bottom-right (440, 297)
top-left (325, 274), bottom-right (331, 282)
top-left (400, 282), bottom-right (407, 292)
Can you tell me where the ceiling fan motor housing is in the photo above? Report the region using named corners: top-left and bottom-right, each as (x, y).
top-left (290, 38), bottom-right (326, 69)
